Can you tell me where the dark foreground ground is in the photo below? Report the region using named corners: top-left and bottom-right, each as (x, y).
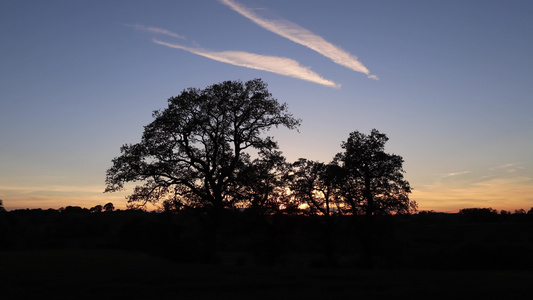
top-left (2, 248), bottom-right (532, 300)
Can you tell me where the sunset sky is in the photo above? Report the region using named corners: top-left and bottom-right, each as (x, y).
top-left (1, 0), bottom-right (532, 212)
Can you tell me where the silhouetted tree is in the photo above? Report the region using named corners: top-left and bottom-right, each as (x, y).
top-left (104, 79), bottom-right (300, 261)
top-left (334, 129), bottom-right (415, 217)
top-left (236, 149), bottom-right (290, 215)
top-left (289, 159), bottom-right (342, 265)
top-left (103, 202), bottom-right (115, 212)
top-left (459, 208), bottom-right (498, 222)
top-left (90, 205), bottom-right (103, 213)
top-left (105, 79), bottom-right (299, 211)
top-left (334, 129), bottom-right (415, 268)
top-left (289, 159), bottom-right (340, 216)
top-left (161, 199), bottom-right (183, 213)
top-left (0, 199), bottom-right (5, 212)
top-left (62, 206), bottom-right (89, 214)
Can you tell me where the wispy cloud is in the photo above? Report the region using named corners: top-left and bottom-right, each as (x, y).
top-left (441, 170), bottom-right (470, 178)
top-left (489, 162), bottom-right (524, 173)
top-left (125, 24), bottom-right (184, 39)
top-left (153, 39), bottom-right (341, 88)
top-left (220, 0), bottom-right (377, 80)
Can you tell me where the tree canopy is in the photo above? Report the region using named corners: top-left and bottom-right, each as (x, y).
top-left (105, 79), bottom-right (300, 212)
top-left (104, 80), bottom-right (415, 219)
top-left (334, 129), bottom-right (415, 216)
top-left (289, 159), bottom-right (340, 216)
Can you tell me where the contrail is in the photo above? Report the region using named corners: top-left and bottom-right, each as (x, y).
top-left (125, 24), bottom-right (184, 39)
top-left (154, 39), bottom-right (341, 88)
top-left (220, 0), bottom-right (378, 80)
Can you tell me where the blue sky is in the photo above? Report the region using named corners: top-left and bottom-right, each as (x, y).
top-left (1, 0), bottom-right (532, 212)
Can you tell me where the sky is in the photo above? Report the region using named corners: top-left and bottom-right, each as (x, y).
top-left (1, 0), bottom-right (532, 212)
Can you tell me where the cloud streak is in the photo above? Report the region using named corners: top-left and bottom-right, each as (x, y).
top-left (220, 0), bottom-right (377, 80)
top-left (153, 39), bottom-right (341, 88)
top-left (441, 170), bottom-right (470, 178)
top-left (489, 162), bottom-right (524, 173)
top-left (125, 24), bottom-right (184, 39)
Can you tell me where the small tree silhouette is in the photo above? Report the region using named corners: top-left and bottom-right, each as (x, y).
top-left (103, 202), bottom-right (115, 212)
top-left (334, 129), bottom-right (414, 217)
top-left (90, 205), bottom-right (103, 213)
top-left (334, 129), bottom-right (415, 268)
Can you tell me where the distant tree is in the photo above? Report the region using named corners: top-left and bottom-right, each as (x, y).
top-left (333, 129), bottom-right (415, 268)
top-left (459, 208), bottom-right (498, 222)
top-left (62, 206), bottom-right (89, 214)
top-left (528, 208), bottom-right (533, 215)
top-left (289, 158), bottom-right (342, 264)
top-left (103, 202), bottom-right (115, 212)
top-left (289, 159), bottom-right (341, 217)
top-left (236, 149), bottom-right (290, 215)
top-left (334, 129), bottom-right (415, 217)
top-left (161, 199), bottom-right (183, 213)
top-left (459, 207), bottom-right (498, 215)
top-left (0, 199), bottom-right (5, 212)
top-left (514, 209), bottom-right (526, 215)
top-left (90, 205), bottom-right (103, 213)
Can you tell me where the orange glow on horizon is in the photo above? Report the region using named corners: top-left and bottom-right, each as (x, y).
top-left (412, 177), bottom-right (533, 213)
top-left (2, 175), bottom-right (532, 213)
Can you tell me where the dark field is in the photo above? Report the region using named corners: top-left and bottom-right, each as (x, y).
top-left (1, 210), bottom-right (533, 299)
top-left (2, 249), bottom-right (532, 300)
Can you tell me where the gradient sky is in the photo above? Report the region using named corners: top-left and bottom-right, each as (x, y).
top-left (1, 0), bottom-right (532, 212)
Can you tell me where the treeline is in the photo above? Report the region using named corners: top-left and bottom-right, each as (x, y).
top-left (421, 207), bottom-right (533, 222)
top-left (2, 206), bottom-right (533, 270)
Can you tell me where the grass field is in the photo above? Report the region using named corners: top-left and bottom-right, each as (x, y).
top-left (1, 249), bottom-right (531, 299)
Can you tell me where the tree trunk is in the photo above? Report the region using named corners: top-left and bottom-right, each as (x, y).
top-left (362, 174), bottom-right (375, 268)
